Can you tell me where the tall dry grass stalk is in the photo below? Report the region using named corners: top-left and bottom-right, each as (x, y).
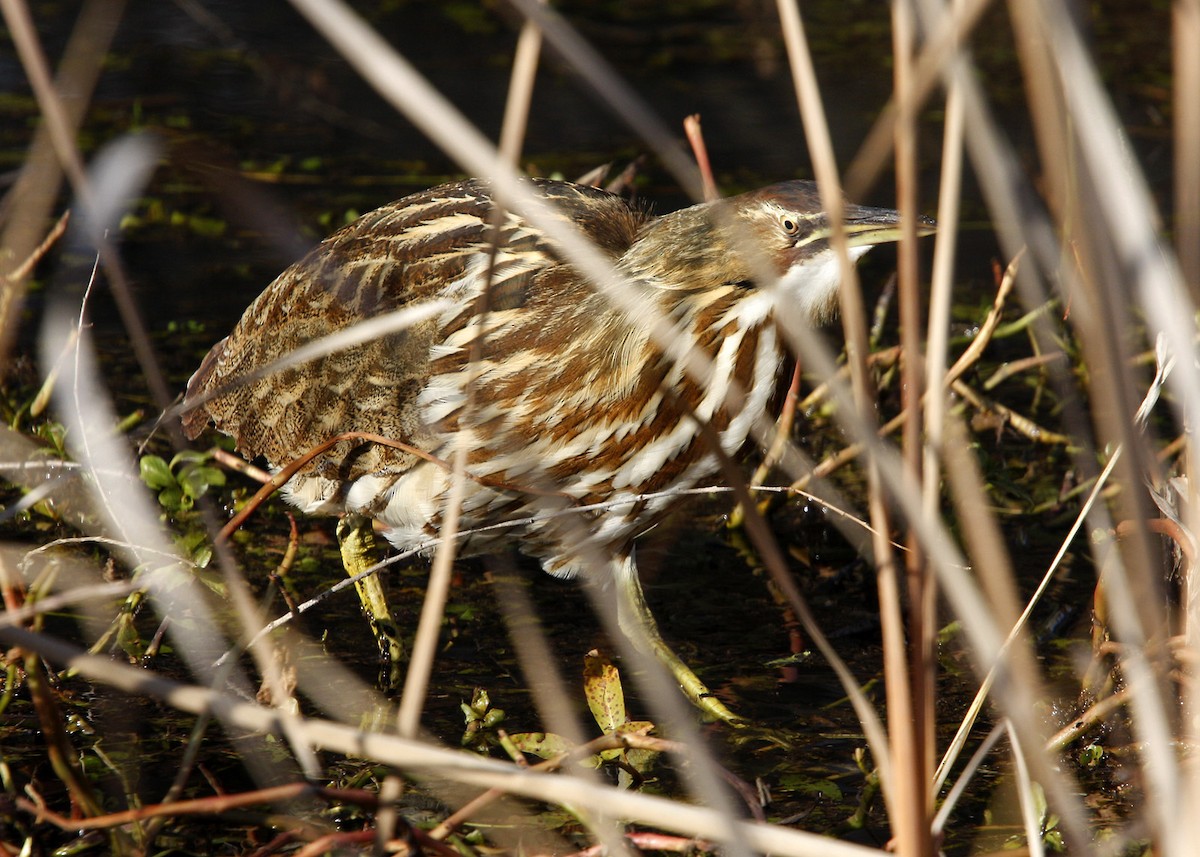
top-left (0, 0), bottom-right (1195, 855)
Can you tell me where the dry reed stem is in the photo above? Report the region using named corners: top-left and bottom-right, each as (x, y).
top-left (924, 22), bottom-right (967, 801)
top-left (430, 731), bottom-right (701, 840)
top-left (1175, 0), bottom-right (1200, 300)
top-left (775, 0), bottom-right (897, 807)
top-left (4, 0), bottom-right (1192, 852)
top-left (844, 0), bottom-right (992, 200)
top-left (397, 0), bottom-right (547, 747)
top-left (1011, 6), bottom-right (1195, 853)
top-left (1172, 2), bottom-right (1200, 840)
top-left (683, 114), bottom-right (719, 201)
top-left (0, 624), bottom-right (888, 857)
top-left (1044, 689), bottom-right (1131, 754)
top-left (395, 0), bottom-right (551, 758)
top-left (226, 3), bottom-right (757, 847)
top-left (1005, 723), bottom-right (1044, 857)
top-left (15, 779), bottom-right (458, 857)
top-left (2, 207), bottom-right (68, 290)
top-left (3, 0), bottom-right (173, 419)
top-left (890, 8), bottom-right (935, 844)
top-left (0, 0), bottom-right (118, 364)
top-left (788, 256), bottom-right (1031, 501)
top-left (504, 0), bottom-right (706, 200)
top-left (981, 352), bottom-right (1065, 390)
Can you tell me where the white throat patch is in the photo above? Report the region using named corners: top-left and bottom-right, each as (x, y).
top-left (777, 246), bottom-right (873, 323)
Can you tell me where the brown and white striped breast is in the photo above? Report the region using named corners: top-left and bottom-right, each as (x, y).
top-left (183, 178), bottom-right (796, 578)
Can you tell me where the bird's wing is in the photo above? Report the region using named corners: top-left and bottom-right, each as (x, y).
top-left (180, 178), bottom-right (645, 483)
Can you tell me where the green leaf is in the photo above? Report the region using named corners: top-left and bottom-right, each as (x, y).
top-left (507, 732), bottom-right (574, 761)
top-left (469, 688), bottom-right (490, 717)
top-left (583, 650), bottom-right (626, 733)
top-left (169, 449), bottom-right (210, 468)
top-left (200, 466), bottom-right (226, 487)
top-left (616, 720), bottom-right (654, 737)
top-left (176, 530), bottom-right (212, 567)
top-left (1078, 743), bottom-right (1104, 767)
top-left (157, 486), bottom-right (183, 510)
top-left (177, 464), bottom-right (223, 500)
top-left (139, 455), bottom-right (174, 490)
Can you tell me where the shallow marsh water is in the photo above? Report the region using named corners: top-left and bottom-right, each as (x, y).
top-left (0, 0), bottom-right (1176, 853)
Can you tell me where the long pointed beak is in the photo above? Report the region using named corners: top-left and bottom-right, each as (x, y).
top-left (843, 203), bottom-right (937, 249)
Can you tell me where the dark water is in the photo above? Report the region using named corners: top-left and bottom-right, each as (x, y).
top-left (0, 0), bottom-right (1173, 852)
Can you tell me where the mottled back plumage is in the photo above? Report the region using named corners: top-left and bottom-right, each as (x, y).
top-left (183, 177), bottom-right (914, 578)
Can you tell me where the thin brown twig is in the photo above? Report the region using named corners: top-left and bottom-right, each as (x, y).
top-left (267, 513), bottom-right (302, 614)
top-left (982, 351), bottom-right (1066, 390)
top-left (215, 430), bottom-right (574, 543)
top-left (790, 256), bottom-right (1041, 493)
top-left (16, 782), bottom-right (351, 831)
top-left (3, 208), bottom-right (70, 286)
top-left (943, 251), bottom-right (1019, 387)
top-left (1157, 431), bottom-right (1190, 463)
top-left (430, 729), bottom-right (763, 842)
top-left (730, 360), bottom-right (802, 527)
top-left (18, 780), bottom-right (460, 857)
top-left (796, 346), bottom-right (902, 414)
top-left (683, 114), bottom-right (718, 201)
top-left (1044, 689), bottom-right (1130, 752)
top-left (949, 378), bottom-right (1071, 445)
top-left (563, 832), bottom-right (718, 857)
top-left (1114, 518), bottom-right (1196, 568)
top-left (211, 447), bottom-right (272, 483)
top-left (246, 830), bottom-right (298, 857)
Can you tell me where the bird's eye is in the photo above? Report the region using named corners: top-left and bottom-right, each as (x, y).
top-left (781, 216), bottom-right (800, 236)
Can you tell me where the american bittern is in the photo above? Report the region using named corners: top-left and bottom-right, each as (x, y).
top-left (182, 177), bottom-right (932, 722)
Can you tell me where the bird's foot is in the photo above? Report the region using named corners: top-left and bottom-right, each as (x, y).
top-left (615, 555), bottom-right (744, 725)
top-left (337, 513), bottom-right (404, 688)
top-left (659, 645), bottom-right (745, 726)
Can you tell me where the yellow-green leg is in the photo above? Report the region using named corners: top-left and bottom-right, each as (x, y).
top-left (337, 513), bottom-right (404, 687)
top-left (614, 555), bottom-right (743, 725)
